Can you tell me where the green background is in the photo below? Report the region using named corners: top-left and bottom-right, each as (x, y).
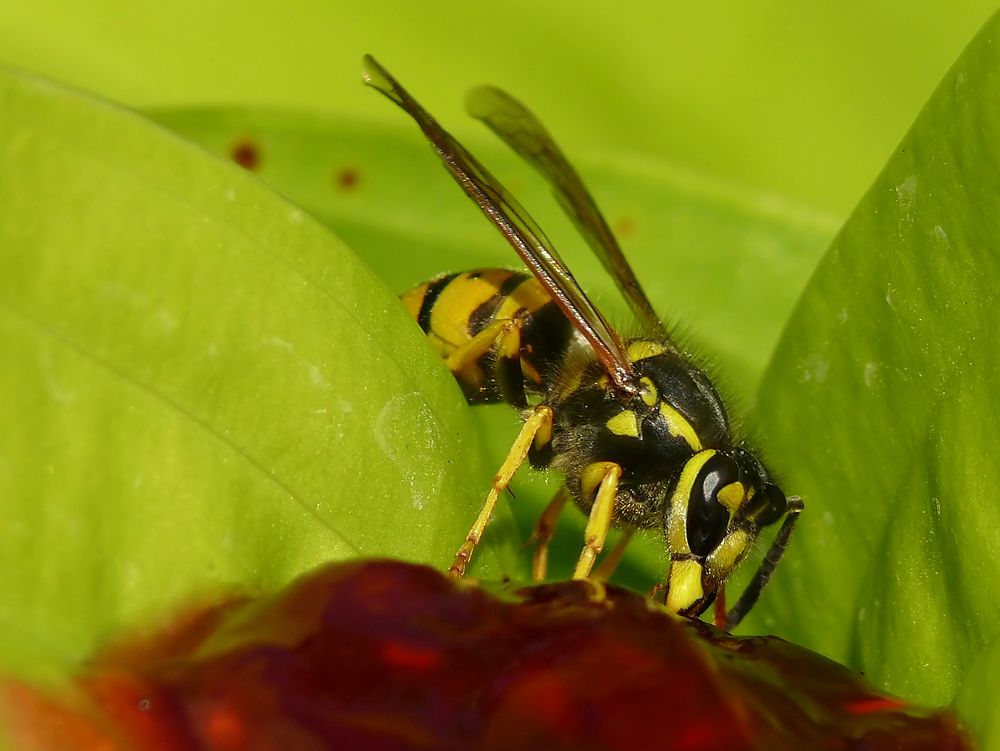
top-left (1, 1), bottom-right (995, 214)
top-left (2, 2), bottom-right (999, 748)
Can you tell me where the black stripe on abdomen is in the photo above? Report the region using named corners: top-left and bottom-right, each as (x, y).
top-left (417, 273), bottom-right (458, 332)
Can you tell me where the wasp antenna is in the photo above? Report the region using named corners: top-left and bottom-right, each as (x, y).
top-left (725, 497), bottom-right (805, 630)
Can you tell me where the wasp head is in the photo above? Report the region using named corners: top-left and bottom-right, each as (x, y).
top-left (662, 447), bottom-right (789, 618)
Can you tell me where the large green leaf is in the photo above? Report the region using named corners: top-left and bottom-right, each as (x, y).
top-left (750, 8), bottom-right (1000, 743)
top-left (0, 68), bottom-right (521, 680)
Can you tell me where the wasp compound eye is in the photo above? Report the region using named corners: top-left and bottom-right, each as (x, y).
top-left (686, 454), bottom-right (740, 558)
top-left (756, 483), bottom-right (788, 527)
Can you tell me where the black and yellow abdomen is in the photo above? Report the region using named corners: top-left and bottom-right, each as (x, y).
top-left (401, 268), bottom-right (574, 407)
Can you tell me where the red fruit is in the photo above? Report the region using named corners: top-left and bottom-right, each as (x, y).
top-left (1, 560), bottom-right (972, 751)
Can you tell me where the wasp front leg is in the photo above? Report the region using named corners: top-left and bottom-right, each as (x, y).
top-left (573, 462), bottom-right (622, 579)
top-left (450, 404), bottom-right (555, 577)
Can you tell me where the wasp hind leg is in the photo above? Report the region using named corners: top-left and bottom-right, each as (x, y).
top-left (592, 528), bottom-right (635, 581)
top-left (444, 318), bottom-right (516, 375)
top-left (442, 316), bottom-right (533, 405)
top-left (450, 405), bottom-right (555, 577)
top-left (528, 487), bottom-right (570, 582)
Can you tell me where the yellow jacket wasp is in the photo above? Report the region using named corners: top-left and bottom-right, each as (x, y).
top-left (363, 56), bottom-right (803, 629)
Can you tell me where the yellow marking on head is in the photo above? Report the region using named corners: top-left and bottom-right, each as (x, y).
top-left (597, 374), bottom-right (610, 390)
top-left (583, 578), bottom-right (609, 603)
top-left (666, 450), bottom-right (717, 554)
top-left (716, 481), bottom-right (746, 514)
top-left (627, 340), bottom-right (667, 362)
top-left (659, 402), bottom-right (703, 451)
top-left (708, 528), bottom-right (752, 579)
top-left (639, 376), bottom-right (658, 407)
top-left (605, 410), bottom-right (640, 438)
top-left (665, 558), bottom-right (705, 615)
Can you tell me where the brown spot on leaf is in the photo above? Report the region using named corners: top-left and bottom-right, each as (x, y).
top-left (336, 167), bottom-right (360, 190)
top-left (230, 139), bottom-right (260, 171)
top-left (615, 216), bottom-right (636, 238)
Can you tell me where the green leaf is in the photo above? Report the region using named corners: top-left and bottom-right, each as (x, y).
top-left (0, 68), bottom-right (523, 680)
top-left (954, 637), bottom-right (1000, 750)
top-left (750, 8), bottom-right (1000, 741)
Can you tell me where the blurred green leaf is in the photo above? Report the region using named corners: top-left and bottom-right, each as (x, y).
top-left (0, 1), bottom-right (995, 214)
top-left (954, 637), bottom-right (1000, 750)
top-left (751, 8), bottom-right (1000, 738)
top-left (0, 68), bottom-right (521, 679)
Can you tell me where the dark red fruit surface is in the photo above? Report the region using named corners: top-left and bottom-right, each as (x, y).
top-left (2, 560), bottom-right (972, 750)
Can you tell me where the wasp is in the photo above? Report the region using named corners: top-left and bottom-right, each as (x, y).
top-left (363, 56), bottom-right (803, 629)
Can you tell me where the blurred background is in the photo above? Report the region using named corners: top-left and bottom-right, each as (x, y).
top-left (0, 0), bottom-right (995, 217)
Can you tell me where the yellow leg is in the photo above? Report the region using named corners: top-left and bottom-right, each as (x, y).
top-left (592, 528), bottom-right (634, 581)
top-left (444, 318), bottom-right (518, 374)
top-left (573, 463), bottom-right (622, 579)
top-left (450, 405), bottom-right (555, 577)
top-left (529, 487), bottom-right (570, 582)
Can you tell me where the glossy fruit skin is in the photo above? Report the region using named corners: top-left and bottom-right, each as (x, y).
top-left (1, 560), bottom-right (972, 751)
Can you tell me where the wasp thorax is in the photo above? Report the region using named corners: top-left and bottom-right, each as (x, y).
top-left (628, 346), bottom-right (731, 451)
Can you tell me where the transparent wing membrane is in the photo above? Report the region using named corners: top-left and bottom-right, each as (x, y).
top-left (362, 55), bottom-right (635, 391)
top-left (467, 85), bottom-right (668, 340)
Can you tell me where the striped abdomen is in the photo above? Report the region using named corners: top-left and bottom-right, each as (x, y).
top-left (401, 269), bottom-right (575, 406)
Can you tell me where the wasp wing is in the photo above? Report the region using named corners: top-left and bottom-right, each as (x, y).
top-left (363, 55), bottom-right (635, 391)
top-left (466, 85), bottom-right (669, 341)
